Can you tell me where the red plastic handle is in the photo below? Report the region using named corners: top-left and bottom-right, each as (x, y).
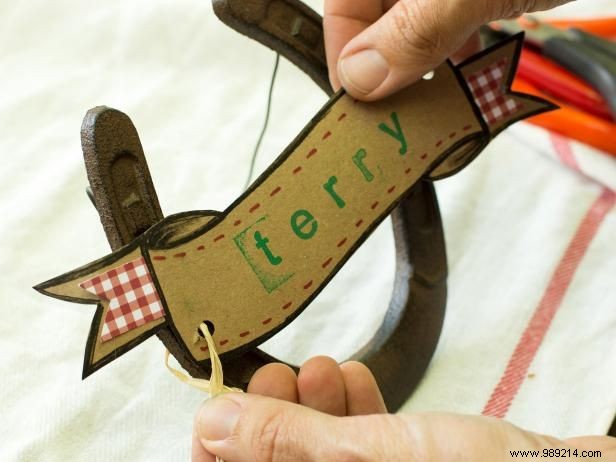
top-left (518, 48), bottom-right (613, 121)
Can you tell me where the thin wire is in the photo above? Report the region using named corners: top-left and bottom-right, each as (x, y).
top-left (243, 53), bottom-right (280, 190)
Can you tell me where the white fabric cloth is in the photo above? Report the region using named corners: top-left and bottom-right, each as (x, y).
top-left (0, 1), bottom-right (614, 460)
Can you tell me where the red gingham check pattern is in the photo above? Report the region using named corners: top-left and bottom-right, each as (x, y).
top-left (466, 58), bottom-right (523, 126)
top-left (79, 256), bottom-right (164, 342)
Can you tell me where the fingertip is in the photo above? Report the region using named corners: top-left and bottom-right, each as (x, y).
top-left (337, 48), bottom-right (426, 102)
top-left (247, 362), bottom-right (298, 403)
top-left (339, 360), bottom-right (372, 381)
top-left (298, 356), bottom-right (347, 416)
top-left (298, 356), bottom-right (340, 393)
top-left (337, 48), bottom-right (389, 99)
top-left (340, 360), bottom-right (386, 385)
top-left (192, 413), bottom-right (217, 462)
top-left (340, 361), bottom-right (387, 415)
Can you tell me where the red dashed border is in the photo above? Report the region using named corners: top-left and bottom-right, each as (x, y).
top-left (155, 118), bottom-right (474, 347)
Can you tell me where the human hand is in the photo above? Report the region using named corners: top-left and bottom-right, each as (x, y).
top-left (192, 356), bottom-right (386, 461)
top-left (192, 356), bottom-right (616, 461)
top-left (324, 0), bottom-right (572, 100)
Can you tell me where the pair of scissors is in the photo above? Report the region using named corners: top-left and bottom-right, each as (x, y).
top-left (500, 16), bottom-right (616, 119)
top-left (516, 46), bottom-right (612, 121)
top-left (492, 17), bottom-right (616, 155)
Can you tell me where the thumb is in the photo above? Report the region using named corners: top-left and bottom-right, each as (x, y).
top-left (194, 393), bottom-right (613, 462)
top-left (195, 392), bottom-right (415, 461)
top-left (335, 0), bottom-right (568, 101)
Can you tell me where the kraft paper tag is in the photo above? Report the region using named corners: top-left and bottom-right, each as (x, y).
top-left (35, 35), bottom-right (555, 378)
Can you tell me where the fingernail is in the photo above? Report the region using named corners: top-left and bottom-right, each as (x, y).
top-left (339, 49), bottom-right (389, 95)
top-left (198, 396), bottom-right (241, 441)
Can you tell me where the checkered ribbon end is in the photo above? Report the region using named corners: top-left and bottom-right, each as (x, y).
top-left (466, 58), bottom-right (523, 126)
top-left (79, 256), bottom-right (165, 342)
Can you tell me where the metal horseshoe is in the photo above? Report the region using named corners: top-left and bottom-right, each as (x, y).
top-left (82, 0), bottom-right (447, 411)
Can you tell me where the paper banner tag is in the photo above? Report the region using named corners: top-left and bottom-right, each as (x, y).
top-left (35, 35), bottom-right (555, 378)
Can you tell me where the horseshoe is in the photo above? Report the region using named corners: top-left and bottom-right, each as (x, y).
top-left (81, 0), bottom-right (447, 412)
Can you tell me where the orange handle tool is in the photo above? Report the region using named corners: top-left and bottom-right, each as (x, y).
top-left (546, 17), bottom-right (616, 39)
top-left (513, 79), bottom-right (616, 156)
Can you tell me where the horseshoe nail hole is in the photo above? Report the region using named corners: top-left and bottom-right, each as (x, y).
top-left (422, 70), bottom-right (435, 80)
top-left (197, 320), bottom-right (215, 338)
